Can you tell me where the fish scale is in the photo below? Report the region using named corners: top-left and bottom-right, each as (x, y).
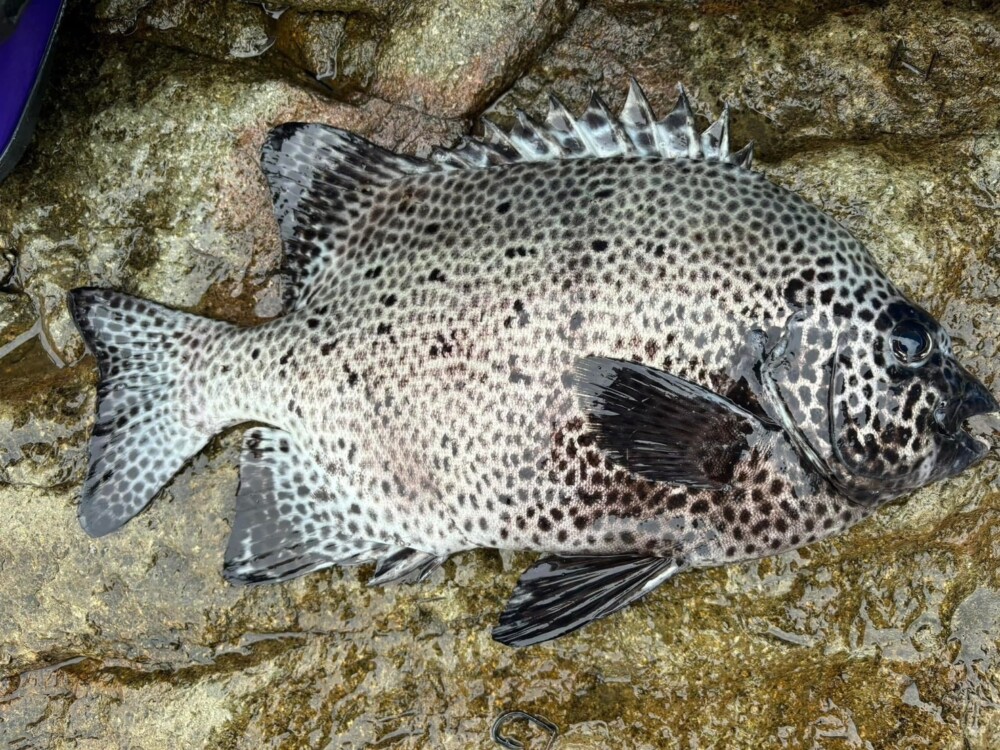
top-left (68, 81), bottom-right (997, 647)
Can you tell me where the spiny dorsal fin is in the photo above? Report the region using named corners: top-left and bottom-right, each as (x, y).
top-left (430, 79), bottom-right (755, 171)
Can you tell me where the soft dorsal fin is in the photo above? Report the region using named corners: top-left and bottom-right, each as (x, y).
top-left (259, 123), bottom-right (435, 310)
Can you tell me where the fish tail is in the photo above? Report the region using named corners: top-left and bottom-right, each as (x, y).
top-left (67, 287), bottom-right (229, 537)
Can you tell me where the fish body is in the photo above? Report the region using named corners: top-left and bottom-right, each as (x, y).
top-left (69, 82), bottom-right (997, 646)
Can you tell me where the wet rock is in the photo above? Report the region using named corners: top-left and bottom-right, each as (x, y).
top-left (95, 0), bottom-right (278, 59)
top-left (492, 0), bottom-right (1000, 153)
top-left (92, 0), bottom-right (155, 35)
top-left (273, 9), bottom-right (380, 97)
top-left (95, 1), bottom-right (385, 99)
top-left (274, 0), bottom-right (408, 15)
top-left (0, 293), bottom-right (33, 349)
top-left (94, 0), bottom-right (582, 118)
top-left (0, 336), bottom-right (93, 489)
top-left (274, 9), bottom-right (346, 82)
top-left (2, 1), bottom-right (1000, 748)
top-left (371, 0), bottom-right (580, 117)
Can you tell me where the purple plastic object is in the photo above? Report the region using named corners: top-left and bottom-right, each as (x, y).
top-left (0, 0), bottom-right (64, 181)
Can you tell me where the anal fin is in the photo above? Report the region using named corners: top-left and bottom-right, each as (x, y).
top-left (224, 427), bottom-right (387, 584)
top-left (492, 554), bottom-right (681, 647)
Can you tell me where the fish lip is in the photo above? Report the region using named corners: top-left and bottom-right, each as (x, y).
top-left (934, 380), bottom-right (999, 440)
top-left (933, 381), bottom-right (998, 472)
top-left (938, 426), bottom-right (991, 478)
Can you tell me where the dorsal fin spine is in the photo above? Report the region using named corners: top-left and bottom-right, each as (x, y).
top-left (512, 109), bottom-right (564, 160)
top-left (482, 119), bottom-right (519, 157)
top-left (621, 77), bottom-right (660, 156)
top-left (654, 84), bottom-right (699, 160)
top-left (544, 93), bottom-right (589, 157)
top-left (733, 140), bottom-right (755, 168)
top-left (701, 104), bottom-right (731, 160)
top-left (582, 92), bottom-right (633, 157)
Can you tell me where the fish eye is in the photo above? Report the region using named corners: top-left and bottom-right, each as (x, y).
top-left (889, 320), bottom-right (933, 366)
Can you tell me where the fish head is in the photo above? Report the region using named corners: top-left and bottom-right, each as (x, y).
top-left (824, 299), bottom-right (997, 504)
top-left (760, 298), bottom-right (997, 507)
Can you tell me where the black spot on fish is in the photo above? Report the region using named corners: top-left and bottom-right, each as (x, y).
top-left (344, 364), bottom-right (359, 386)
top-left (784, 278), bottom-right (805, 307)
top-left (833, 302), bottom-right (853, 318)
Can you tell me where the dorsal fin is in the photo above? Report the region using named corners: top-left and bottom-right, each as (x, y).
top-left (262, 82), bottom-right (754, 311)
top-left (260, 123), bottom-right (434, 310)
top-left (430, 79), bottom-right (755, 171)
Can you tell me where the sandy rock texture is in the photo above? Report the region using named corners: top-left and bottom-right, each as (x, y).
top-left (92, 0), bottom-right (581, 113)
top-left (1, 1), bottom-right (999, 748)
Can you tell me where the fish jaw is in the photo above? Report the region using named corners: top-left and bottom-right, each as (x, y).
top-left (930, 371), bottom-right (999, 479)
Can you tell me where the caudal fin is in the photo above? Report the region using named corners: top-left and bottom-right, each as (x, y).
top-left (68, 287), bottom-right (227, 537)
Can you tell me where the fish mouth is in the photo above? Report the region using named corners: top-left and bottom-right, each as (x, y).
top-left (934, 379), bottom-right (1000, 471)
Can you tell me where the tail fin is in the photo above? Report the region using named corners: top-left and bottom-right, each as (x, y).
top-left (68, 287), bottom-right (227, 537)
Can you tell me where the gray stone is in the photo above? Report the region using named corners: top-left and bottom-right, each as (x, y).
top-left (371, 0), bottom-right (580, 117)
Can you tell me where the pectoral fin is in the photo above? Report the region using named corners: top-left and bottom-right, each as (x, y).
top-left (492, 554), bottom-right (681, 647)
top-left (575, 356), bottom-right (773, 489)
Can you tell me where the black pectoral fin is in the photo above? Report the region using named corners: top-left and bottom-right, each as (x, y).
top-left (492, 555), bottom-right (681, 647)
top-left (575, 356), bottom-right (770, 489)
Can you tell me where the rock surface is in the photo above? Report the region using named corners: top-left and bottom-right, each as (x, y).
top-left (95, 0), bottom-right (582, 115)
top-left (2, 1), bottom-right (1000, 748)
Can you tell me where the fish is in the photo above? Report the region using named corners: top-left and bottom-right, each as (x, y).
top-left (67, 80), bottom-right (998, 647)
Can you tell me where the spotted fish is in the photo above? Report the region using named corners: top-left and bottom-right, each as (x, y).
top-left (68, 81), bottom-right (998, 647)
